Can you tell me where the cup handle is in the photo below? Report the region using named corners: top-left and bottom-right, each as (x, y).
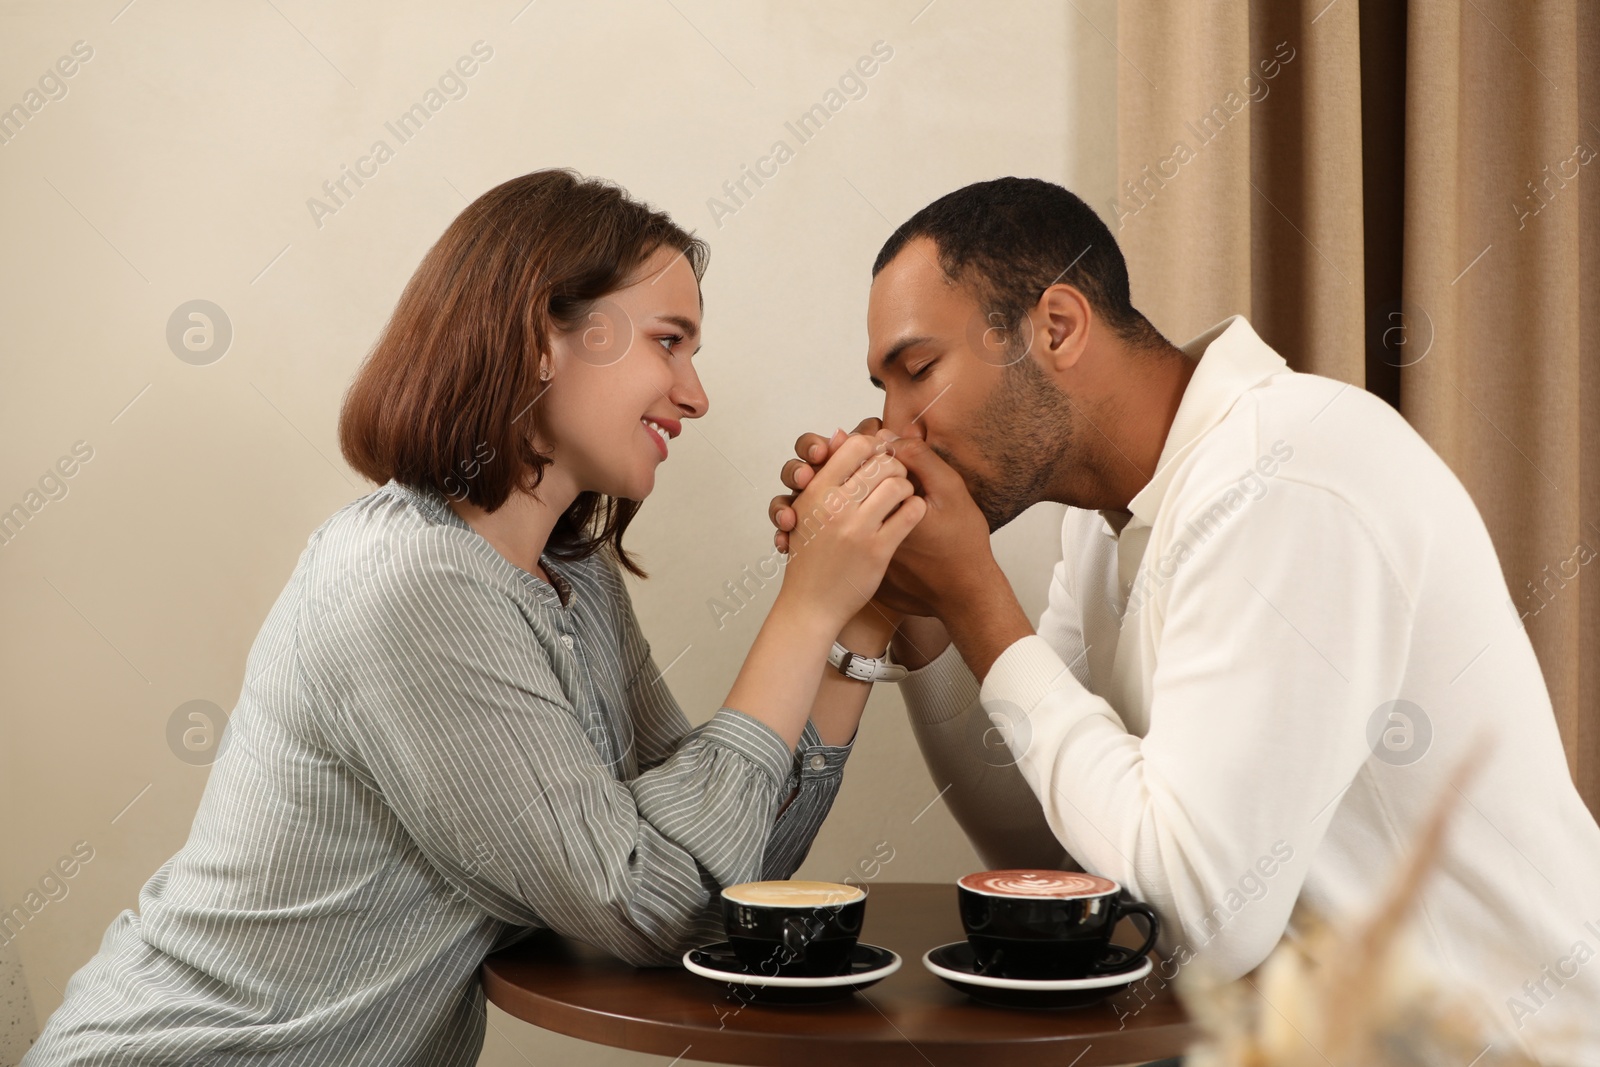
top-left (1092, 900), bottom-right (1160, 973)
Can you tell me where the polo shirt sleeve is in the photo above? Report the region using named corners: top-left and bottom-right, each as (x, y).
top-left (896, 598), bottom-right (1077, 872)
top-left (978, 478), bottom-right (1416, 979)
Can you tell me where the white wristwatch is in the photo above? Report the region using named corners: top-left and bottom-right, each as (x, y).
top-left (827, 640), bottom-right (908, 684)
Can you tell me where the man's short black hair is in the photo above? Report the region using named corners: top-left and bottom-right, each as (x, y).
top-left (872, 176), bottom-right (1167, 352)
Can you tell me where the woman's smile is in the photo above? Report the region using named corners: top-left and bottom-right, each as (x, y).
top-left (641, 415), bottom-right (680, 460)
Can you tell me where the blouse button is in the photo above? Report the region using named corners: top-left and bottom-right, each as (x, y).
top-left (560, 634), bottom-right (574, 650)
top-left (807, 753), bottom-right (827, 772)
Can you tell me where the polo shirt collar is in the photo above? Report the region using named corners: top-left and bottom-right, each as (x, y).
top-left (1108, 315), bottom-right (1288, 533)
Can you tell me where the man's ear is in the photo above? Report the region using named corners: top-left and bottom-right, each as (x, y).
top-left (1033, 283), bottom-right (1092, 373)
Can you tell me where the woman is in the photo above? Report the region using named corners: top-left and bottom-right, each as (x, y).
top-left (26, 169), bottom-right (923, 1065)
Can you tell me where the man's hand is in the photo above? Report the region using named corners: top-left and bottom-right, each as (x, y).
top-left (887, 436), bottom-right (1034, 681)
top-left (770, 419), bottom-right (884, 554)
top-left (770, 419), bottom-right (907, 632)
top-left (768, 421), bottom-right (1030, 681)
top-left (775, 433), bottom-right (923, 633)
top-left (769, 418), bottom-right (928, 621)
top-left (771, 422), bottom-right (1000, 616)
top-left (871, 436), bottom-right (1002, 618)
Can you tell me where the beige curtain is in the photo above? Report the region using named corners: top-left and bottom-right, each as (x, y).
top-left (1114, 0), bottom-right (1599, 815)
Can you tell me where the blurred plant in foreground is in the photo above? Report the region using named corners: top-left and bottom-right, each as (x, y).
top-left (1179, 742), bottom-right (1564, 1067)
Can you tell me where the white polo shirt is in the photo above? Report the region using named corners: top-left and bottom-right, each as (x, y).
top-left (968, 315), bottom-right (1600, 1059)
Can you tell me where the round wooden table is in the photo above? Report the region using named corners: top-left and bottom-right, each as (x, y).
top-left (482, 881), bottom-right (1196, 1066)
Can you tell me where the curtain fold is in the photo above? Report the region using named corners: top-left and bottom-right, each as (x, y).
top-left (1401, 0), bottom-right (1599, 815)
top-left (1115, 0), bottom-right (1365, 381)
top-left (1115, 0), bottom-right (1599, 814)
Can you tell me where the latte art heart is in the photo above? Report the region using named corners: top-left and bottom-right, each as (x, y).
top-left (958, 869), bottom-right (1118, 898)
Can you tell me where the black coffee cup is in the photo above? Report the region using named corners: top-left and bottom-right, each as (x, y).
top-left (958, 869), bottom-right (1159, 979)
top-left (721, 880), bottom-right (867, 977)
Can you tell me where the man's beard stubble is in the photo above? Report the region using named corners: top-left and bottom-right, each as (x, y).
top-left (934, 356), bottom-right (1078, 533)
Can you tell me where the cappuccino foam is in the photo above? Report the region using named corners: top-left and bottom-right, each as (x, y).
top-left (722, 880), bottom-right (865, 907)
top-left (958, 869), bottom-right (1117, 898)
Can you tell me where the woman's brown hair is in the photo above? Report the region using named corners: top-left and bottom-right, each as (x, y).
top-left (338, 168), bottom-right (708, 578)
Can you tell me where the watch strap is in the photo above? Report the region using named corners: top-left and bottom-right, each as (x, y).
top-left (828, 640), bottom-right (909, 683)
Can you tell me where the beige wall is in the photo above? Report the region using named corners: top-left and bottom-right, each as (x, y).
top-left (0, 1), bottom-right (1116, 1063)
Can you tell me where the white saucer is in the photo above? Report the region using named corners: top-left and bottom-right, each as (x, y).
top-left (682, 941), bottom-right (902, 988)
top-left (922, 942), bottom-right (1152, 989)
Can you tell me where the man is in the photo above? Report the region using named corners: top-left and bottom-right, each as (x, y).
top-left (770, 177), bottom-right (1600, 1061)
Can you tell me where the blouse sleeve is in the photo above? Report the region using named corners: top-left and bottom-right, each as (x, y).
top-left (301, 528), bottom-right (818, 966)
top-left (606, 554), bottom-right (857, 881)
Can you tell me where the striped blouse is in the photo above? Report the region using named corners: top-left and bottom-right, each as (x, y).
top-left (26, 478), bottom-right (854, 1065)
